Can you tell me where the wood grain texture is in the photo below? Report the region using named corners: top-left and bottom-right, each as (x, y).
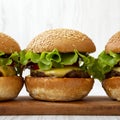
top-left (0, 96), bottom-right (120, 115)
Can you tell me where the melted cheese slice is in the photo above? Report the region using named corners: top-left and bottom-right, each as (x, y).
top-left (0, 66), bottom-right (16, 76)
top-left (113, 67), bottom-right (120, 72)
top-left (45, 67), bottom-right (80, 77)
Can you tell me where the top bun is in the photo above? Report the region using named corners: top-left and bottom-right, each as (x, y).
top-left (0, 33), bottom-right (21, 54)
top-left (105, 31), bottom-right (120, 53)
top-left (26, 28), bottom-right (96, 53)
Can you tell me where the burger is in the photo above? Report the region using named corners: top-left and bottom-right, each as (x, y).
top-left (24, 28), bottom-right (96, 101)
top-left (97, 31), bottom-right (120, 101)
top-left (0, 33), bottom-right (23, 101)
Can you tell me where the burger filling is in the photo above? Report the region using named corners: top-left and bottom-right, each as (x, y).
top-left (105, 66), bottom-right (120, 79)
top-left (96, 51), bottom-right (120, 80)
top-left (7, 49), bottom-right (95, 78)
top-left (22, 49), bottom-right (95, 78)
top-left (30, 66), bottom-right (90, 78)
top-left (0, 52), bottom-right (18, 77)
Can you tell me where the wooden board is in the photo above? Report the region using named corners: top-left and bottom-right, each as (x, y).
top-left (0, 96), bottom-right (120, 115)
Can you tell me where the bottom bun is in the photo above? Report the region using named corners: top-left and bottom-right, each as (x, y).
top-left (25, 76), bottom-right (94, 101)
top-left (0, 76), bottom-right (24, 101)
top-left (102, 77), bottom-right (120, 101)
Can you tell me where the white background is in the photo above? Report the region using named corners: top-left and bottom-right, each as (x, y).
top-left (0, 0), bottom-right (120, 119)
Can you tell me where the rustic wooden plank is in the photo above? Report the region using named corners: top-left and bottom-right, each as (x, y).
top-left (0, 96), bottom-right (120, 115)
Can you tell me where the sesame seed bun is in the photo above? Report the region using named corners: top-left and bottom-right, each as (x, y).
top-left (0, 33), bottom-right (23, 101)
top-left (25, 76), bottom-right (94, 101)
top-left (0, 32), bottom-right (21, 54)
top-left (0, 76), bottom-right (23, 101)
top-left (102, 77), bottom-right (120, 101)
top-left (25, 28), bottom-right (95, 101)
top-left (104, 31), bottom-right (120, 101)
top-left (26, 28), bottom-right (96, 53)
top-left (105, 31), bottom-right (120, 53)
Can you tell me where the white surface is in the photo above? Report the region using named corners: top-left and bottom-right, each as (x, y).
top-left (0, 0), bottom-right (120, 119)
top-left (0, 116), bottom-right (120, 120)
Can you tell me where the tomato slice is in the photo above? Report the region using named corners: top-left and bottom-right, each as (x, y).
top-left (31, 64), bottom-right (39, 70)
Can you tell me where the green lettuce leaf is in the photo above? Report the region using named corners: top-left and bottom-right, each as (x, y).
top-left (20, 50), bottom-right (29, 65)
top-left (10, 51), bottom-right (19, 62)
top-left (96, 51), bottom-right (120, 80)
top-left (0, 52), bottom-right (5, 56)
top-left (38, 49), bottom-right (62, 70)
top-left (0, 52), bottom-right (12, 66)
top-left (9, 51), bottom-right (21, 76)
top-left (19, 49), bottom-right (96, 74)
top-left (61, 50), bottom-right (78, 65)
top-left (39, 52), bottom-right (52, 70)
top-left (46, 49), bottom-right (61, 63)
top-left (0, 58), bottom-right (12, 66)
top-left (76, 51), bottom-right (99, 78)
top-left (7, 49), bottom-right (96, 76)
top-left (38, 61), bottom-right (52, 71)
top-left (30, 52), bottom-right (40, 63)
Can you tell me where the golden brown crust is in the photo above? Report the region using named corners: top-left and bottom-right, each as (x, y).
top-left (102, 77), bottom-right (120, 101)
top-left (26, 28), bottom-right (96, 53)
top-left (0, 32), bottom-right (21, 54)
top-left (105, 31), bottom-right (120, 53)
top-left (0, 76), bottom-right (24, 101)
top-left (104, 32), bottom-right (120, 100)
top-left (25, 76), bottom-right (94, 101)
